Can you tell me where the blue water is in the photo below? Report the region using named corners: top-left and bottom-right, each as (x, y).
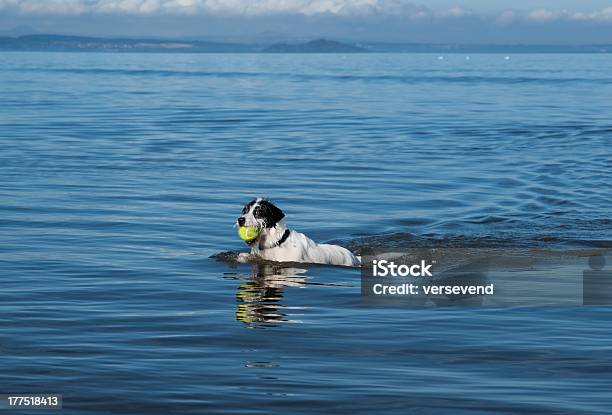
top-left (1, 52), bottom-right (611, 414)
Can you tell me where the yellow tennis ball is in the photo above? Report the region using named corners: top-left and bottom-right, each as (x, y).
top-left (238, 226), bottom-right (260, 242)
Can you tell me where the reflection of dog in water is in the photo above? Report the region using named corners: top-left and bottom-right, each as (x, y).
top-left (235, 263), bottom-right (308, 325)
top-left (583, 254), bottom-right (611, 305)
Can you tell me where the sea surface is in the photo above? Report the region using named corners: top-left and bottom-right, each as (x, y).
top-left (1, 52), bottom-right (611, 414)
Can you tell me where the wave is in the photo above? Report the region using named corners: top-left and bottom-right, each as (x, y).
top-left (336, 232), bottom-right (612, 252)
top-left (7, 66), bottom-right (612, 85)
top-left (212, 232), bottom-right (611, 264)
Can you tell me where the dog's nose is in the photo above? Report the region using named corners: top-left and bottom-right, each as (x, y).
top-left (237, 217), bottom-right (246, 226)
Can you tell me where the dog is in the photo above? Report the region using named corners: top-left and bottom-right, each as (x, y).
top-left (236, 198), bottom-right (360, 267)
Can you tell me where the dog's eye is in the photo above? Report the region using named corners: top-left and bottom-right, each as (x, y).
top-left (253, 207), bottom-right (261, 216)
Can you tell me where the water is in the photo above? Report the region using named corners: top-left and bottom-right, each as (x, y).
top-left (1, 52), bottom-right (611, 414)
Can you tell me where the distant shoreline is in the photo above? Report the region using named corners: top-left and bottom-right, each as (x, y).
top-left (1, 34), bottom-right (611, 53)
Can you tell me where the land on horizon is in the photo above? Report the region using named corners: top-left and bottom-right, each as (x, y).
top-left (1, 34), bottom-right (611, 53)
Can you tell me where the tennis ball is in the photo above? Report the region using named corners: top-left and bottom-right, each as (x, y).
top-left (238, 226), bottom-right (260, 242)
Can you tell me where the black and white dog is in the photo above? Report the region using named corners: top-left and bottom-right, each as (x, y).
top-left (236, 198), bottom-right (360, 267)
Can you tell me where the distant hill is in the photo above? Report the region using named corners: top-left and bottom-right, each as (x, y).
top-left (0, 34), bottom-right (261, 53)
top-left (1, 34), bottom-right (610, 54)
top-left (263, 39), bottom-right (367, 53)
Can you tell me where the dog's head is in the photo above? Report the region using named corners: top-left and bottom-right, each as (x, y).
top-left (237, 198), bottom-right (285, 244)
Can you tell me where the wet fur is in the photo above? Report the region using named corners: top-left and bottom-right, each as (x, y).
top-left (237, 198), bottom-right (360, 267)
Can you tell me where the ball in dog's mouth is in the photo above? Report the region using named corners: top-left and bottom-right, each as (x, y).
top-left (237, 226), bottom-right (260, 245)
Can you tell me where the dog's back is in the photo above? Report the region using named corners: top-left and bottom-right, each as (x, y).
top-left (256, 230), bottom-right (360, 267)
top-left (312, 242), bottom-right (361, 267)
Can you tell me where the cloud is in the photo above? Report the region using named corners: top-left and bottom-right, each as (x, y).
top-left (441, 6), bottom-right (472, 18)
top-left (0, 0), bottom-right (432, 16)
top-left (526, 9), bottom-right (565, 23)
top-left (1, 0), bottom-right (612, 26)
top-left (496, 10), bottom-right (517, 25)
top-left (572, 7), bottom-right (612, 22)
top-left (3, 0), bottom-right (89, 15)
top-left (525, 7), bottom-right (612, 23)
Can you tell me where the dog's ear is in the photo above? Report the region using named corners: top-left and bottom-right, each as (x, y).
top-left (260, 200), bottom-right (285, 228)
top-left (242, 199), bottom-right (257, 214)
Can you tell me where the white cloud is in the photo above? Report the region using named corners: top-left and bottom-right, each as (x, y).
top-left (572, 7), bottom-right (612, 22)
top-left (442, 6), bottom-right (471, 18)
top-left (526, 9), bottom-right (566, 23)
top-left (0, 0), bottom-right (430, 16)
top-left (496, 10), bottom-right (516, 25)
top-left (6, 0), bottom-right (88, 14)
top-left (1, 0), bottom-right (612, 23)
top-left (525, 7), bottom-right (612, 23)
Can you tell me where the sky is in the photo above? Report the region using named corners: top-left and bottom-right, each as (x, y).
top-left (2, 1), bottom-right (612, 44)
